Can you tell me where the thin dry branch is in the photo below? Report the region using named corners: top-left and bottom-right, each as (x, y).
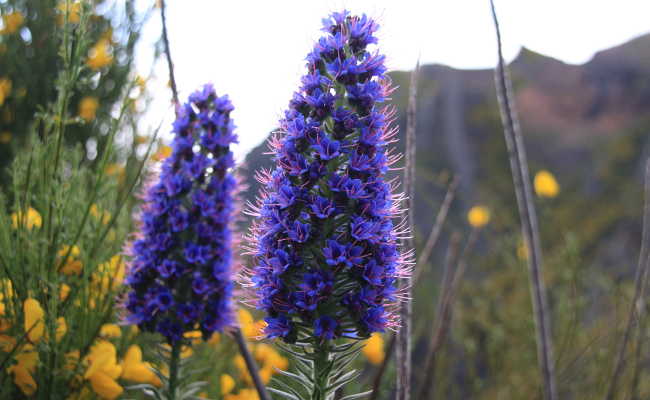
top-left (159, 0), bottom-right (179, 107)
top-left (370, 175), bottom-right (456, 400)
top-left (368, 334), bottom-right (396, 400)
top-left (414, 177), bottom-right (460, 282)
top-left (232, 328), bottom-right (271, 400)
top-left (606, 160), bottom-right (650, 400)
top-left (417, 230), bottom-right (477, 400)
top-left (489, 1), bottom-right (557, 399)
top-left (396, 61), bottom-right (419, 400)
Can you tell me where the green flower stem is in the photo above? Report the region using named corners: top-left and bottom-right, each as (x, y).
top-left (168, 341), bottom-right (182, 400)
top-left (312, 341), bottom-right (331, 400)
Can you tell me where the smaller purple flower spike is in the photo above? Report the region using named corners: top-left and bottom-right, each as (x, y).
top-left (124, 84), bottom-right (240, 344)
top-left (245, 11), bottom-right (412, 345)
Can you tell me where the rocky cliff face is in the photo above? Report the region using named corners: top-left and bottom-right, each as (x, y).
top-left (243, 33), bottom-right (650, 270)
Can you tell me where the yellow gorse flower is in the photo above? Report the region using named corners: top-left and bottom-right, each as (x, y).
top-left (0, 334), bottom-right (16, 352)
top-left (57, 1), bottom-right (81, 25)
top-left (87, 39), bottom-right (113, 70)
top-left (362, 332), bottom-right (385, 365)
top-left (0, 77), bottom-right (12, 106)
top-left (120, 345), bottom-right (162, 387)
top-left (153, 144), bottom-right (172, 161)
top-left (93, 255), bottom-right (125, 293)
top-left (1, 11), bottom-right (24, 35)
top-left (24, 298), bottom-right (45, 343)
top-left (0, 131), bottom-right (12, 143)
top-left (8, 344), bottom-right (38, 395)
top-left (226, 388), bottom-right (260, 400)
top-left (78, 96), bottom-right (99, 121)
top-left (56, 317), bottom-right (67, 341)
top-left (90, 204), bottom-right (111, 224)
top-left (467, 205), bottom-right (490, 228)
top-left (58, 245), bottom-right (83, 276)
top-left (534, 170), bottom-right (560, 198)
top-left (11, 207), bottom-right (42, 230)
top-left (59, 283), bottom-right (71, 301)
top-left (99, 324), bottom-right (122, 339)
top-left (221, 373), bottom-right (236, 395)
top-left (84, 340), bottom-right (123, 400)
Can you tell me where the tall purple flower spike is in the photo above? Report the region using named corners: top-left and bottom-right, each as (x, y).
top-left (246, 11), bottom-right (412, 344)
top-left (124, 84), bottom-right (239, 344)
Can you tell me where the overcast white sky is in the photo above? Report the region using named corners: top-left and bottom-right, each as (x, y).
top-left (135, 0), bottom-right (650, 159)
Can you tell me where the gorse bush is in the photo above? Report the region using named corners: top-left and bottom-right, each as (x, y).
top-left (0, 0), bottom-right (149, 185)
top-left (0, 2), bottom-right (159, 399)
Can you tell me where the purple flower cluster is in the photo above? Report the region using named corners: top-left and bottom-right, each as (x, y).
top-left (124, 84), bottom-right (238, 343)
top-left (247, 11), bottom-right (410, 343)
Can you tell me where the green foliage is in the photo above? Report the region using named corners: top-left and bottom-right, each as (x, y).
top-left (0, 0), bottom-right (150, 185)
top-left (0, 2), bottom-right (158, 399)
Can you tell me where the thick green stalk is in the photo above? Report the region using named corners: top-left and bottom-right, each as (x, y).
top-left (312, 342), bottom-right (331, 400)
top-left (168, 341), bottom-right (182, 400)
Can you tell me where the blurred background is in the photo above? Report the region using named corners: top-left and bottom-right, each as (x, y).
top-left (3, 0), bottom-right (650, 398)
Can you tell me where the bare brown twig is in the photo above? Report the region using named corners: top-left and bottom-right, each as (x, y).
top-left (396, 61), bottom-right (419, 400)
top-left (368, 334), bottom-right (396, 400)
top-left (417, 229), bottom-right (478, 400)
top-left (232, 328), bottom-right (271, 400)
top-left (605, 160), bottom-right (650, 400)
top-left (370, 175), bottom-right (457, 400)
top-left (489, 1), bottom-right (557, 399)
top-left (159, 0), bottom-right (179, 108)
top-left (413, 177), bottom-right (459, 282)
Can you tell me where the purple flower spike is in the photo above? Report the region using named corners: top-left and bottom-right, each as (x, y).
top-left (246, 11), bottom-right (411, 343)
top-left (124, 84), bottom-right (240, 344)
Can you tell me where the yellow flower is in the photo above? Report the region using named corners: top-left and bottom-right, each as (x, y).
top-left (87, 39), bottom-right (113, 70)
top-left (8, 344), bottom-right (38, 396)
top-left (0, 77), bottom-right (11, 106)
top-left (233, 353), bottom-right (252, 384)
top-left (517, 240), bottom-right (529, 261)
top-left (220, 373), bottom-right (236, 395)
top-left (1, 11), bottom-right (24, 35)
top-left (153, 144), bottom-right (172, 161)
top-left (162, 343), bottom-right (193, 358)
top-left (89, 371), bottom-right (123, 400)
top-left (229, 389), bottom-right (260, 400)
top-left (59, 283), bottom-right (71, 301)
top-left (94, 255), bottom-right (125, 292)
top-left (467, 206), bottom-right (490, 228)
top-left (100, 324), bottom-right (121, 339)
top-left (56, 317), bottom-right (67, 341)
top-left (105, 163), bottom-right (125, 184)
top-left (0, 334), bottom-right (16, 352)
top-left (207, 332), bottom-right (220, 345)
top-left (65, 350), bottom-right (80, 371)
top-left (362, 333), bottom-right (385, 365)
top-left (84, 340), bottom-right (123, 399)
top-left (0, 278), bottom-right (14, 299)
top-left (135, 75), bottom-right (146, 91)
top-left (120, 345), bottom-right (161, 387)
top-left (0, 131), bottom-right (11, 143)
top-left (57, 1), bottom-right (81, 25)
top-left (534, 170), bottom-right (560, 198)
top-left (24, 298), bottom-right (44, 343)
top-left (78, 96), bottom-right (99, 121)
top-left (11, 207), bottom-right (42, 230)
top-left (239, 308), bottom-right (256, 337)
top-left (58, 245), bottom-right (83, 276)
top-left (259, 366), bottom-right (273, 384)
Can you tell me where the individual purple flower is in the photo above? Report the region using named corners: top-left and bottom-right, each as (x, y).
top-left (124, 84), bottom-right (240, 343)
top-left (246, 11), bottom-right (411, 344)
